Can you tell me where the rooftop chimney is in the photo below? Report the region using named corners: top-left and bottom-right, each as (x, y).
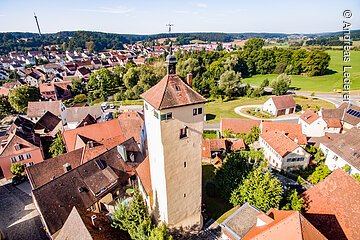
top-left (87, 140), bottom-right (94, 149)
top-left (186, 73), bottom-right (193, 88)
top-left (63, 163), bottom-right (72, 172)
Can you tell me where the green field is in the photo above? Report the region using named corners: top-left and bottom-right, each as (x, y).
top-left (242, 50), bottom-right (360, 92)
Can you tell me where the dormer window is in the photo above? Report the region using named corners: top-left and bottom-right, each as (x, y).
top-left (175, 85), bottom-right (181, 91)
top-left (14, 144), bottom-right (21, 151)
top-left (180, 127), bottom-right (188, 139)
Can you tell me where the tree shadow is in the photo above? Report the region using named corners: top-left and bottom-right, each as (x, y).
top-left (206, 114), bottom-right (216, 121)
top-left (323, 69), bottom-right (337, 75)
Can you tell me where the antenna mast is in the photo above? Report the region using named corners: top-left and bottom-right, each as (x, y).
top-left (166, 23), bottom-right (174, 34)
top-left (34, 12), bottom-right (42, 36)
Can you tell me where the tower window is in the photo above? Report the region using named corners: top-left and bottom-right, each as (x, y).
top-left (183, 193), bottom-right (186, 198)
top-left (153, 110), bottom-right (159, 119)
top-left (198, 107), bottom-right (203, 114)
top-left (180, 127), bottom-right (188, 139)
top-left (184, 162), bottom-right (187, 168)
top-left (193, 107), bottom-right (203, 116)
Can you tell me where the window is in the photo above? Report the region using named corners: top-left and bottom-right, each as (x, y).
top-left (153, 110), bottom-right (159, 119)
top-left (160, 112), bottom-right (172, 121)
top-left (18, 155), bottom-right (24, 161)
top-left (10, 157), bottom-right (17, 163)
top-left (26, 153), bottom-right (32, 159)
top-left (175, 85), bottom-right (181, 91)
top-left (144, 103), bottom-right (148, 110)
top-left (25, 162), bottom-right (34, 167)
top-left (333, 155), bottom-right (338, 161)
top-left (193, 107), bottom-right (203, 116)
top-left (14, 144), bottom-right (21, 151)
top-left (180, 127), bottom-right (188, 139)
top-left (183, 193), bottom-right (186, 198)
top-left (184, 162), bottom-right (187, 168)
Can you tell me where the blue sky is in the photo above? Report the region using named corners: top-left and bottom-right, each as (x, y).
top-left (0, 0), bottom-right (359, 34)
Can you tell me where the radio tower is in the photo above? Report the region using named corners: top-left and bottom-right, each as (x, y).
top-left (166, 23), bottom-right (174, 34)
top-left (34, 13), bottom-right (42, 36)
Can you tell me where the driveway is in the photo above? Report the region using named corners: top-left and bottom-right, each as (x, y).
top-left (0, 179), bottom-right (47, 240)
top-left (295, 91), bottom-right (360, 107)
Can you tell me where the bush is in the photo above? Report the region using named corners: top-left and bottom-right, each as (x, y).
top-left (11, 163), bottom-right (25, 176)
top-left (74, 94), bottom-right (87, 103)
top-left (114, 92), bottom-right (123, 101)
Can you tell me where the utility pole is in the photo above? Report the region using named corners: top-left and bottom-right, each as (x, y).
top-left (34, 12), bottom-right (42, 36)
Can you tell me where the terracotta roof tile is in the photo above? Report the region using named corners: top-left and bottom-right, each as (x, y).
top-left (27, 101), bottom-right (62, 118)
top-left (271, 95), bottom-right (296, 109)
top-left (231, 139), bottom-right (246, 151)
top-left (300, 110), bottom-right (321, 125)
top-left (221, 118), bottom-right (261, 134)
top-left (261, 122), bottom-right (307, 145)
top-left (260, 131), bottom-right (299, 157)
top-left (302, 169), bottom-right (360, 240)
top-left (136, 156), bottom-right (152, 195)
top-left (140, 74), bottom-right (206, 110)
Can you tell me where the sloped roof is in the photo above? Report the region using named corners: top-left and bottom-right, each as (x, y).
top-left (261, 122), bottom-right (307, 145)
top-left (322, 128), bottom-right (360, 171)
top-left (270, 95), bottom-right (296, 109)
top-left (260, 131), bottom-right (299, 157)
top-left (221, 118), bottom-right (261, 134)
top-left (231, 139), bottom-right (246, 151)
top-left (243, 209), bottom-right (327, 240)
top-left (136, 156), bottom-right (152, 195)
top-left (140, 74), bottom-right (206, 110)
top-left (118, 111), bottom-right (144, 143)
top-left (65, 106), bottom-right (103, 123)
top-left (56, 207), bottom-right (130, 240)
top-left (27, 148), bottom-right (84, 189)
top-left (302, 169), bottom-right (360, 240)
top-left (33, 138), bottom-right (143, 235)
top-left (300, 110), bottom-right (321, 125)
top-left (33, 111), bottom-right (62, 132)
top-left (27, 101), bottom-right (62, 118)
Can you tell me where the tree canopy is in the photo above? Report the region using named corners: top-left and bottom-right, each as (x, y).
top-left (10, 163), bottom-right (25, 176)
top-left (8, 85), bottom-right (40, 113)
top-left (0, 95), bottom-right (15, 119)
top-left (49, 131), bottom-right (66, 158)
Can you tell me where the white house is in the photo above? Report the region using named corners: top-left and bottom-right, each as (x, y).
top-left (260, 131), bottom-right (310, 171)
top-left (263, 95), bottom-right (296, 116)
top-left (0, 69), bottom-right (9, 80)
top-left (320, 128), bottom-right (360, 175)
top-left (298, 110), bottom-right (328, 137)
top-left (320, 103), bottom-right (360, 131)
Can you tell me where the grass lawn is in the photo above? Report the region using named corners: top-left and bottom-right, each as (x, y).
top-left (205, 95), bottom-right (335, 123)
top-left (202, 163), bottom-right (233, 221)
top-left (241, 107), bottom-right (274, 119)
top-left (242, 50), bottom-right (360, 92)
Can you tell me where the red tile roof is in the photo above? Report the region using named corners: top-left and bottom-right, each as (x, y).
top-left (136, 156), bottom-right (152, 195)
top-left (243, 209), bottom-right (327, 240)
top-left (324, 118), bottom-right (342, 128)
top-left (63, 119), bottom-right (124, 152)
top-left (302, 169), bottom-right (360, 240)
top-left (27, 101), bottom-right (62, 118)
top-left (270, 95), bottom-right (296, 109)
top-left (39, 83), bottom-right (55, 93)
top-left (221, 118), bottom-right (261, 134)
top-left (260, 131), bottom-right (299, 157)
top-left (231, 139), bottom-right (246, 151)
top-left (118, 111), bottom-right (144, 144)
top-left (300, 110), bottom-right (320, 125)
top-left (261, 122), bottom-right (307, 145)
top-left (140, 74), bottom-right (206, 110)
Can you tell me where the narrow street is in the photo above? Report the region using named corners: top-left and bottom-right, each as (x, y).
top-left (0, 179), bottom-right (47, 240)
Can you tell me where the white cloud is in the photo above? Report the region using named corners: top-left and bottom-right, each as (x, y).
top-left (77, 6), bottom-right (134, 14)
top-left (195, 3), bottom-right (208, 8)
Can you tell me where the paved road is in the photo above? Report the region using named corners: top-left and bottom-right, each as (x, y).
top-left (0, 179), bottom-right (47, 240)
top-left (295, 91), bottom-right (360, 107)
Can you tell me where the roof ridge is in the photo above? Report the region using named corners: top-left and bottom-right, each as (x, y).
top-left (158, 74), bottom-right (170, 110)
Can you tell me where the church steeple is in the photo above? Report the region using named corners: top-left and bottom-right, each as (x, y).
top-left (166, 43), bottom-right (176, 74)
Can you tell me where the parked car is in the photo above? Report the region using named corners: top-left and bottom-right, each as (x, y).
top-left (101, 102), bottom-right (108, 110)
top-left (109, 103), bottom-right (115, 109)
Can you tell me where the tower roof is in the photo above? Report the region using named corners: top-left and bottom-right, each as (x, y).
top-left (140, 74), bottom-right (207, 110)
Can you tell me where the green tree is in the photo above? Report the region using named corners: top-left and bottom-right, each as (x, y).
top-left (303, 50), bottom-right (330, 76)
top-left (49, 131), bottom-right (66, 157)
top-left (149, 224), bottom-right (173, 240)
top-left (230, 166), bottom-right (283, 211)
top-left (222, 128), bottom-right (234, 138)
top-left (8, 85), bottom-right (40, 112)
top-left (177, 57), bottom-right (201, 80)
top-left (71, 78), bottom-right (86, 96)
top-left (214, 152), bottom-right (255, 199)
top-left (73, 94), bottom-right (87, 103)
top-left (0, 95), bottom-right (15, 119)
top-left (307, 164), bottom-right (331, 184)
top-left (87, 68), bottom-right (120, 101)
top-left (219, 70), bottom-right (243, 98)
top-left (244, 38), bottom-right (265, 52)
top-left (270, 73), bottom-right (292, 96)
top-left (281, 190), bottom-right (304, 212)
top-left (260, 78), bottom-right (270, 88)
top-left (342, 164), bottom-right (351, 173)
top-left (10, 163), bottom-right (25, 176)
top-left (352, 173), bottom-right (360, 182)
top-left (112, 188), bottom-right (152, 240)
top-left (244, 126), bottom-right (261, 145)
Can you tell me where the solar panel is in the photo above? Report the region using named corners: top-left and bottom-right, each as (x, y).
top-left (95, 159), bottom-right (106, 170)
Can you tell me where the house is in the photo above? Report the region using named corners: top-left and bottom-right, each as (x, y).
top-left (202, 138), bottom-right (228, 159)
top-left (0, 68), bottom-right (9, 80)
top-left (260, 131), bottom-right (310, 171)
top-left (64, 106), bottom-right (104, 129)
top-left (220, 118), bottom-right (261, 136)
top-left (55, 207), bottom-right (130, 240)
top-left (33, 111), bottom-right (63, 138)
top-left (261, 122), bottom-right (307, 146)
top-left (32, 137), bottom-right (144, 238)
top-left (242, 209), bottom-right (326, 240)
top-left (262, 95), bottom-right (296, 116)
top-left (302, 169), bottom-right (360, 240)
top-left (229, 139), bottom-right (246, 152)
top-left (27, 101), bottom-right (66, 122)
top-left (0, 116), bottom-right (44, 179)
top-left (220, 203), bottom-right (261, 240)
top-left (320, 103), bottom-right (360, 131)
top-left (39, 83), bottom-right (56, 100)
top-left (319, 128), bottom-right (360, 175)
top-left (75, 67), bottom-right (91, 79)
top-left (298, 110), bottom-right (329, 137)
top-left (24, 71), bottom-right (42, 87)
top-left (136, 156), bottom-right (152, 210)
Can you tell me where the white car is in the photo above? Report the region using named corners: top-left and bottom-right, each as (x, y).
top-left (109, 104), bottom-right (115, 109)
top-left (101, 102), bottom-right (108, 110)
